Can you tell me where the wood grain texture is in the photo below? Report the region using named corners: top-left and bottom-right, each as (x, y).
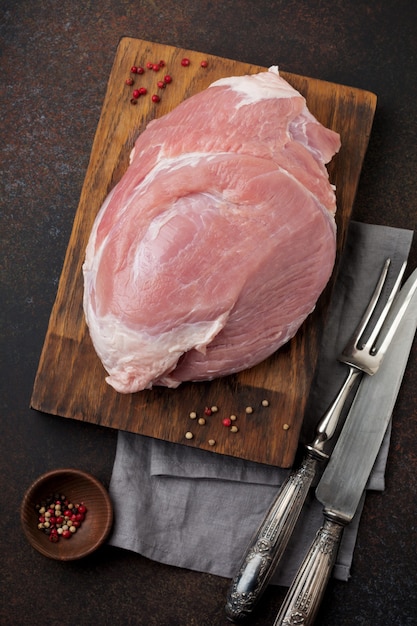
top-left (30, 37), bottom-right (376, 467)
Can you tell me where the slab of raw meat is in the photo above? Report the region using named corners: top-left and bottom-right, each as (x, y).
top-left (83, 67), bottom-right (341, 393)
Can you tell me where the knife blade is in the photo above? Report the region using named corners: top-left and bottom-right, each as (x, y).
top-left (274, 266), bottom-right (417, 626)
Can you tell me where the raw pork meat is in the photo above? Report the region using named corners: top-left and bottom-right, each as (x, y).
top-left (83, 67), bottom-right (341, 393)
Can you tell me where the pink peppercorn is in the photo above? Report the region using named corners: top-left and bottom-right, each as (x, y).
top-left (132, 89), bottom-right (140, 99)
top-left (181, 58), bottom-right (190, 66)
top-left (200, 60), bottom-right (208, 68)
top-left (152, 94), bottom-right (160, 103)
top-left (164, 75), bottom-right (172, 84)
top-left (222, 418), bottom-right (232, 427)
top-left (35, 494), bottom-right (88, 543)
top-left (138, 87), bottom-right (147, 95)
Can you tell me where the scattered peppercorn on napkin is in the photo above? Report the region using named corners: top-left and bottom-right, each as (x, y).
top-left (108, 221), bottom-right (413, 585)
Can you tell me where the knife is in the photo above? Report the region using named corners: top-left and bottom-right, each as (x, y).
top-left (274, 266), bottom-right (417, 626)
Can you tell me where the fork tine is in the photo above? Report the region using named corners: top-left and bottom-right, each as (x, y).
top-left (341, 258), bottom-right (391, 356)
top-left (375, 265), bottom-right (417, 357)
top-left (365, 260), bottom-right (407, 351)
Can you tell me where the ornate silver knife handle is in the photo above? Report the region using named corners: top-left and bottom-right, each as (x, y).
top-left (225, 453), bottom-right (321, 622)
top-left (273, 514), bottom-right (345, 626)
top-left (225, 369), bottom-right (360, 622)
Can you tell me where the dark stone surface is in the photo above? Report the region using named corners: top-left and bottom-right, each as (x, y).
top-left (1, 1), bottom-right (416, 624)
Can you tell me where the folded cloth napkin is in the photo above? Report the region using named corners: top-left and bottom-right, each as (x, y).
top-left (108, 221), bottom-right (413, 586)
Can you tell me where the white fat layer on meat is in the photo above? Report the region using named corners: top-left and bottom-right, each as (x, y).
top-left (87, 310), bottom-right (230, 392)
top-left (209, 66), bottom-right (302, 108)
top-left (136, 151), bottom-right (221, 179)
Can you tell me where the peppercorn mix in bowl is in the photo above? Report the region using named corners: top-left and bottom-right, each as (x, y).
top-left (20, 468), bottom-right (113, 560)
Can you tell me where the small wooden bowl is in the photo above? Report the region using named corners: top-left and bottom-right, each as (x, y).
top-left (21, 468), bottom-right (113, 560)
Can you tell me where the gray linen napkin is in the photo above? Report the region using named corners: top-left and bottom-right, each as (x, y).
top-left (108, 222), bottom-right (413, 586)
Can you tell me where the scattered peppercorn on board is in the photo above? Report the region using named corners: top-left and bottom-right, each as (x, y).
top-left (31, 37), bottom-right (377, 467)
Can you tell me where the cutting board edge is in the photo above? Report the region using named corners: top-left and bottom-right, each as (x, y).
top-left (30, 37), bottom-right (378, 468)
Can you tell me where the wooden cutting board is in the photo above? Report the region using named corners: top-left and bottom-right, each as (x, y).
top-left (31, 37), bottom-right (377, 467)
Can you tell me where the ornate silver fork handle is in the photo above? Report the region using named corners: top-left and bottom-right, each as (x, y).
top-left (224, 369), bottom-right (359, 622)
top-left (225, 454), bottom-right (320, 622)
top-left (225, 259), bottom-right (402, 622)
